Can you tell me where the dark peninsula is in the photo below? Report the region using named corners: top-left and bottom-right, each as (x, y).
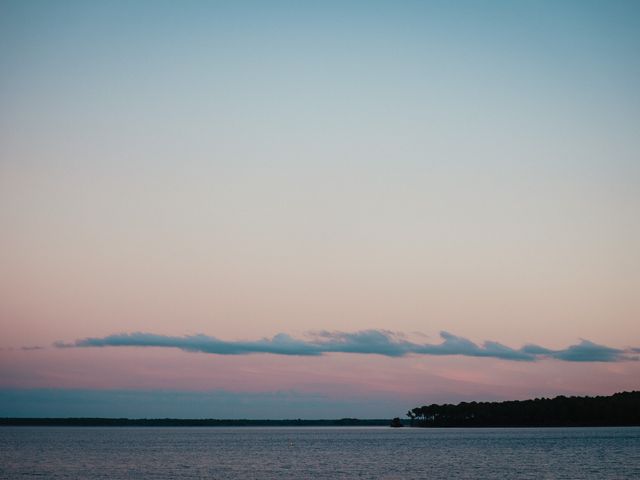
top-left (406, 391), bottom-right (640, 427)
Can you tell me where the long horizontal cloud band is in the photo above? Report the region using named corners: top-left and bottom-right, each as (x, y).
top-left (54, 330), bottom-right (639, 363)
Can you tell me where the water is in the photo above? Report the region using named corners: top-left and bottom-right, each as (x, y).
top-left (1, 426), bottom-right (639, 479)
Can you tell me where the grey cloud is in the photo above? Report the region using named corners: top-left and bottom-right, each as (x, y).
top-left (521, 344), bottom-right (555, 355)
top-left (55, 332), bottom-right (323, 356)
top-left (523, 340), bottom-right (631, 362)
top-left (54, 330), bottom-right (639, 363)
top-left (413, 332), bottom-right (535, 361)
top-left (309, 330), bottom-right (413, 357)
top-left (549, 340), bottom-right (626, 362)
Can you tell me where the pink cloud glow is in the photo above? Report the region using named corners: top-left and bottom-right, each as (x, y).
top-left (2, 347), bottom-right (638, 406)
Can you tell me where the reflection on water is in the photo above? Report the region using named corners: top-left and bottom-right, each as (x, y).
top-left (1, 426), bottom-right (639, 479)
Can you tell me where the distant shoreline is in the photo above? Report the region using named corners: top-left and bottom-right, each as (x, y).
top-left (0, 418), bottom-right (391, 427)
top-left (3, 391), bottom-right (639, 428)
top-left (1, 418), bottom-right (640, 427)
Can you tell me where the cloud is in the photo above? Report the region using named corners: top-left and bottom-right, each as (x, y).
top-left (54, 330), bottom-right (639, 363)
top-left (548, 340), bottom-right (626, 362)
top-left (414, 331), bottom-right (535, 361)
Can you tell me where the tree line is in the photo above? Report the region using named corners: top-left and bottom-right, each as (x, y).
top-left (0, 417), bottom-right (390, 427)
top-left (406, 391), bottom-right (640, 427)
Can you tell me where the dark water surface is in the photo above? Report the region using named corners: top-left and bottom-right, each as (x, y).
top-left (1, 426), bottom-right (639, 479)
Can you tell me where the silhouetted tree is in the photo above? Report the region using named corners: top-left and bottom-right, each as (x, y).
top-left (405, 391), bottom-right (640, 427)
top-left (406, 410), bottom-right (417, 426)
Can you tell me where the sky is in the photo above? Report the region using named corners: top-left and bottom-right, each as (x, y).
top-left (1, 0), bottom-right (639, 418)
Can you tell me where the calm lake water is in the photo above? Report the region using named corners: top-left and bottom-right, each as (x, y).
top-left (1, 426), bottom-right (639, 479)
